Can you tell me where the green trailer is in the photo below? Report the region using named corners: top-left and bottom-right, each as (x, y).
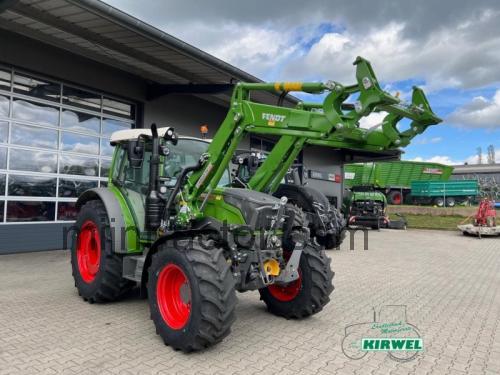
top-left (410, 180), bottom-right (479, 207)
top-left (344, 161), bottom-right (453, 204)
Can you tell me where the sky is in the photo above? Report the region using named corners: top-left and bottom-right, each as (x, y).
top-left (105, 0), bottom-right (500, 165)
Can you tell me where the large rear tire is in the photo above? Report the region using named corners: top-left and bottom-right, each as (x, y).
top-left (148, 240), bottom-right (237, 352)
top-left (259, 244), bottom-right (334, 319)
top-left (388, 190), bottom-right (403, 205)
top-left (71, 200), bottom-right (135, 303)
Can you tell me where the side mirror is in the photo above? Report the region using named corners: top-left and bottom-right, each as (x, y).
top-left (164, 127), bottom-right (178, 145)
top-left (127, 140), bottom-right (144, 168)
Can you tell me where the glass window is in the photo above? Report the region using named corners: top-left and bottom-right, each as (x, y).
top-left (103, 97), bottom-right (133, 119)
top-left (62, 86), bottom-right (101, 112)
top-left (12, 98), bottom-right (59, 126)
top-left (13, 73), bottom-right (61, 102)
top-left (11, 123), bottom-right (58, 149)
top-left (100, 181), bottom-right (108, 188)
top-left (0, 174), bottom-right (5, 195)
top-left (58, 179), bottom-right (97, 198)
top-left (100, 158), bottom-right (112, 178)
top-left (0, 69), bottom-right (11, 91)
top-left (0, 201), bottom-right (3, 222)
top-left (0, 147), bottom-right (6, 169)
top-left (100, 138), bottom-right (114, 156)
top-left (6, 201), bottom-right (55, 222)
top-left (0, 94), bottom-right (9, 117)
top-left (9, 148), bottom-right (57, 173)
top-left (0, 121), bottom-right (7, 143)
top-left (57, 202), bottom-right (78, 221)
top-left (61, 132), bottom-right (99, 155)
top-left (163, 139), bottom-right (209, 186)
top-left (59, 154), bottom-right (98, 176)
top-left (102, 118), bottom-right (130, 136)
top-left (8, 174), bottom-right (56, 197)
top-left (61, 109), bottom-right (100, 134)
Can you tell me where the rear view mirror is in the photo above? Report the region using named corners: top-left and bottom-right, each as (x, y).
top-left (127, 140), bottom-right (144, 168)
top-left (164, 127), bottom-right (178, 145)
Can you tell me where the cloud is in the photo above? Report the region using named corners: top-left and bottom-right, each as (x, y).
top-left (104, 0), bottom-right (500, 90)
top-left (358, 112), bottom-right (387, 129)
top-left (409, 155), bottom-right (462, 165)
top-left (447, 90), bottom-right (500, 129)
top-left (416, 137), bottom-right (443, 145)
top-left (284, 11), bottom-right (500, 90)
top-left (408, 148), bottom-right (500, 165)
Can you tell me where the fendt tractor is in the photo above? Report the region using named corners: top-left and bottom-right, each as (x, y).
top-left (232, 150), bottom-right (347, 249)
top-left (70, 57), bottom-right (441, 352)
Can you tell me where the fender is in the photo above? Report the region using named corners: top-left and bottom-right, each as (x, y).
top-left (76, 188), bottom-right (128, 254)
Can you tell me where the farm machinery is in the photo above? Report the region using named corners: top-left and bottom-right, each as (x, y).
top-left (458, 198), bottom-right (499, 237)
top-left (232, 150), bottom-right (347, 249)
top-left (70, 57), bottom-right (441, 351)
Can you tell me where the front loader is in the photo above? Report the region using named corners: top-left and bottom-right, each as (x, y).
top-left (70, 56), bottom-right (441, 352)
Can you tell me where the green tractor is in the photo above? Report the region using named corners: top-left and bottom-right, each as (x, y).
top-left (232, 150), bottom-right (347, 249)
top-left (343, 186), bottom-right (389, 229)
top-left (70, 57), bottom-right (441, 351)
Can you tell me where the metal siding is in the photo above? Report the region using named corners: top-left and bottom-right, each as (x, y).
top-left (0, 223), bottom-right (74, 253)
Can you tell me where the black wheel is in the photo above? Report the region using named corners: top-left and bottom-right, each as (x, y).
top-left (446, 197), bottom-right (456, 207)
top-left (434, 197), bottom-right (445, 207)
top-left (388, 190), bottom-right (403, 205)
top-left (148, 240), bottom-right (237, 352)
top-left (71, 200), bottom-right (135, 303)
top-left (274, 184), bottom-right (346, 249)
top-left (259, 244), bottom-right (334, 319)
top-left (316, 207), bottom-right (347, 249)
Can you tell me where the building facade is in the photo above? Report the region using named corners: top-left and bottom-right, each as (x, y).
top-left (0, 0), bottom-right (394, 253)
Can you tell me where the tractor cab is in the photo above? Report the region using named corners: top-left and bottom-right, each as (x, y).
top-left (109, 127), bottom-right (230, 232)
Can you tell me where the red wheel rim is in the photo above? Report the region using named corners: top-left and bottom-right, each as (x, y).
top-left (76, 220), bottom-right (101, 283)
top-left (393, 193), bottom-right (402, 205)
top-left (268, 271), bottom-right (302, 302)
top-left (156, 264), bottom-right (191, 330)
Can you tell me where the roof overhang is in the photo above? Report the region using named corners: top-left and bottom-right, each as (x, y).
top-left (0, 0), bottom-right (296, 106)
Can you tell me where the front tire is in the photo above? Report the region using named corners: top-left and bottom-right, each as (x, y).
top-left (71, 200), bottom-right (135, 303)
top-left (259, 244), bottom-right (334, 319)
top-left (148, 240), bottom-right (237, 352)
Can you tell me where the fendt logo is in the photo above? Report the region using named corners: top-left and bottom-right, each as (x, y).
top-left (262, 113), bottom-right (286, 126)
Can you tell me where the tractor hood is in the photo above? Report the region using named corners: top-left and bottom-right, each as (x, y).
top-left (221, 188), bottom-right (283, 229)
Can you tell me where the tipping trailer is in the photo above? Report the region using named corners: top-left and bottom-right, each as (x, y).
top-left (410, 180), bottom-right (479, 207)
top-left (344, 161), bottom-right (453, 204)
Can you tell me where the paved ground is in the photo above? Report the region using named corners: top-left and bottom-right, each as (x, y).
top-left (1, 229), bottom-right (499, 375)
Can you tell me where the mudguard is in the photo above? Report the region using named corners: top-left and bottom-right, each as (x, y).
top-left (76, 188), bottom-right (128, 254)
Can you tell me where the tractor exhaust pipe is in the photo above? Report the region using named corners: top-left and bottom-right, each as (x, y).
top-left (145, 123), bottom-right (164, 229)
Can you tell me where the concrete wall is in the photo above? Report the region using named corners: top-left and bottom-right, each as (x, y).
top-left (143, 94), bottom-right (227, 137)
top-left (303, 146), bottom-right (344, 208)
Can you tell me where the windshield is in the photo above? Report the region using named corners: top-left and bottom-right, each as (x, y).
top-left (164, 138), bottom-right (230, 187)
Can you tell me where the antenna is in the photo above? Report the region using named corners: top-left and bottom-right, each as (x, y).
top-left (477, 147), bottom-right (483, 164)
top-left (487, 145), bottom-right (495, 164)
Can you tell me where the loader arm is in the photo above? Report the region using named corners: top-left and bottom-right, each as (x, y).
top-left (177, 56), bottom-right (441, 226)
